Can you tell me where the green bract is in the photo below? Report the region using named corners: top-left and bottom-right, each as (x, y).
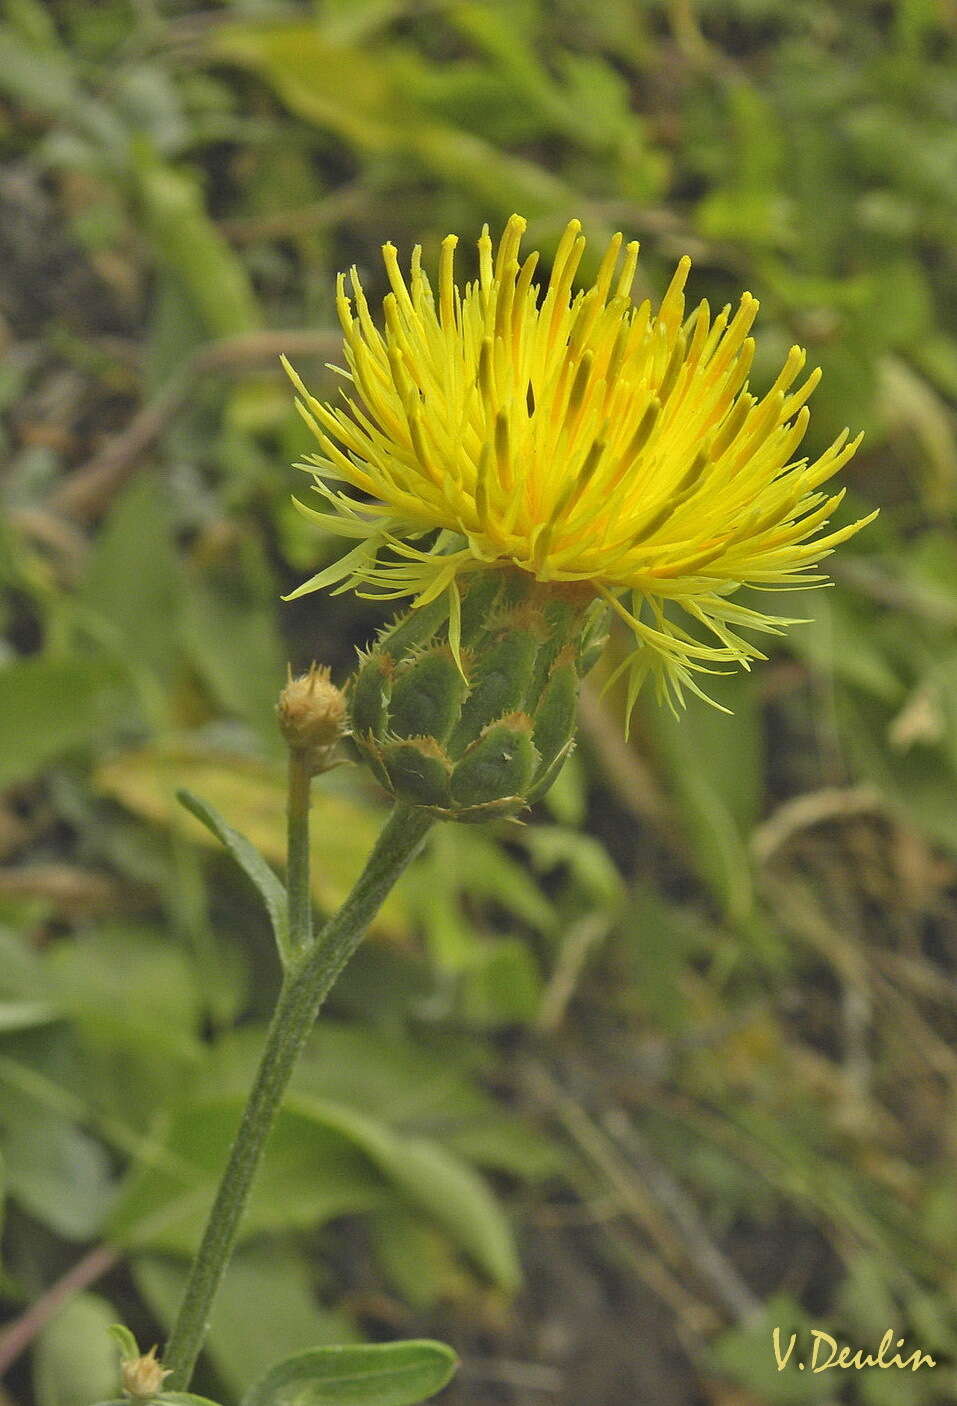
top-left (350, 570), bottom-right (607, 822)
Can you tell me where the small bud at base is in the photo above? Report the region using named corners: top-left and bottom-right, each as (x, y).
top-left (277, 663), bottom-right (348, 773)
top-left (121, 1346), bottom-right (172, 1400)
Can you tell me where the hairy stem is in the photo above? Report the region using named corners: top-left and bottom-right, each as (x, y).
top-left (163, 799), bottom-right (432, 1388)
top-left (286, 751), bottom-right (314, 957)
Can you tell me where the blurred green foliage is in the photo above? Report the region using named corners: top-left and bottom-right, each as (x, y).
top-left (1, 2), bottom-right (956, 1404)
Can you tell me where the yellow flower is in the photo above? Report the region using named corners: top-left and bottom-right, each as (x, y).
top-left (283, 215), bottom-right (875, 712)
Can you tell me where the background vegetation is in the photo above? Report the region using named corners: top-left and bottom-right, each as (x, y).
top-left (1, 1), bottom-right (956, 1403)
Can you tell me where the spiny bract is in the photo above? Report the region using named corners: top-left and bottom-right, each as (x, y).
top-left (349, 569), bottom-right (603, 822)
top-left (283, 214), bottom-right (875, 716)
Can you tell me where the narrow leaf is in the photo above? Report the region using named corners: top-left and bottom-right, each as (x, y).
top-left (159, 1395), bottom-right (227, 1406)
top-left (0, 1000), bottom-right (58, 1032)
top-left (286, 1098), bottom-right (521, 1291)
top-left (176, 789), bottom-right (290, 965)
top-left (107, 1325), bottom-right (139, 1360)
top-left (91, 1396), bottom-right (222, 1406)
top-left (242, 1341), bottom-right (458, 1406)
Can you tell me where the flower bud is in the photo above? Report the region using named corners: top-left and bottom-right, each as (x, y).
top-left (277, 663), bottom-right (347, 773)
top-left (350, 569), bottom-right (607, 822)
top-left (121, 1345), bottom-right (171, 1401)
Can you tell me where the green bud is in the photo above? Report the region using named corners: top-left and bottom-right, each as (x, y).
top-left (348, 568), bottom-right (606, 821)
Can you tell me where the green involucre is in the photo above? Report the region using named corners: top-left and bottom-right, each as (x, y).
top-left (349, 570), bottom-right (606, 822)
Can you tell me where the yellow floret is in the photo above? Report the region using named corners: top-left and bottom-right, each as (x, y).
top-left (284, 215), bottom-right (875, 714)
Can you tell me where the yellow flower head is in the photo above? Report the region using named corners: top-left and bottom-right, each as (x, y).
top-left (283, 215), bottom-right (875, 712)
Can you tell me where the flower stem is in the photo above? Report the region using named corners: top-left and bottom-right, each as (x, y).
top-left (286, 751), bottom-right (314, 958)
top-left (163, 797), bottom-right (433, 1390)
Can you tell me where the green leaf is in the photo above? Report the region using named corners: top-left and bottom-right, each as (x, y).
top-left (0, 1000), bottom-right (58, 1032)
top-left (213, 25), bottom-right (404, 152)
top-left (442, 1116), bottom-right (563, 1183)
top-left (134, 1246), bottom-right (353, 1401)
top-left (94, 745), bottom-right (409, 938)
top-left (182, 548), bottom-right (288, 745)
top-left (211, 22), bottom-right (575, 216)
top-left (287, 1023), bottom-right (488, 1126)
top-left (445, 829), bottom-right (555, 931)
top-left (146, 268), bottom-right (209, 384)
top-left (710, 1293), bottom-right (832, 1403)
top-left (285, 1097), bottom-right (520, 1292)
top-left (644, 671), bottom-right (763, 919)
top-left (107, 1325), bottom-right (140, 1360)
top-left (3, 1112), bottom-right (114, 1240)
top-left (785, 589), bottom-right (903, 702)
top-left (242, 1341), bottom-right (458, 1406)
top-left (456, 938), bottom-right (542, 1028)
top-left (177, 789), bottom-right (290, 965)
top-left (175, 1033), bottom-right (520, 1287)
top-left (408, 826), bottom-right (554, 974)
top-left (0, 24), bottom-right (82, 119)
top-left (0, 654), bottom-right (127, 789)
top-left (5, 0), bottom-right (60, 46)
top-left (0, 927), bottom-right (48, 1000)
top-left (379, 1136), bottom-right (519, 1291)
top-left (33, 1294), bottom-right (121, 1406)
top-left (839, 689), bottom-right (957, 859)
top-left (540, 749), bottom-right (586, 826)
top-left (207, 1022), bottom-right (560, 1182)
top-left (133, 151), bottom-right (260, 340)
top-left (91, 1396), bottom-right (222, 1406)
top-left (76, 473), bottom-right (182, 692)
top-left (520, 825), bottom-right (623, 908)
top-left (620, 884), bottom-right (707, 1032)
top-left (108, 1099), bottom-right (385, 1255)
top-left (47, 926), bottom-right (203, 1071)
top-left (372, 1209), bottom-right (471, 1310)
top-left (157, 1395), bottom-right (225, 1406)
